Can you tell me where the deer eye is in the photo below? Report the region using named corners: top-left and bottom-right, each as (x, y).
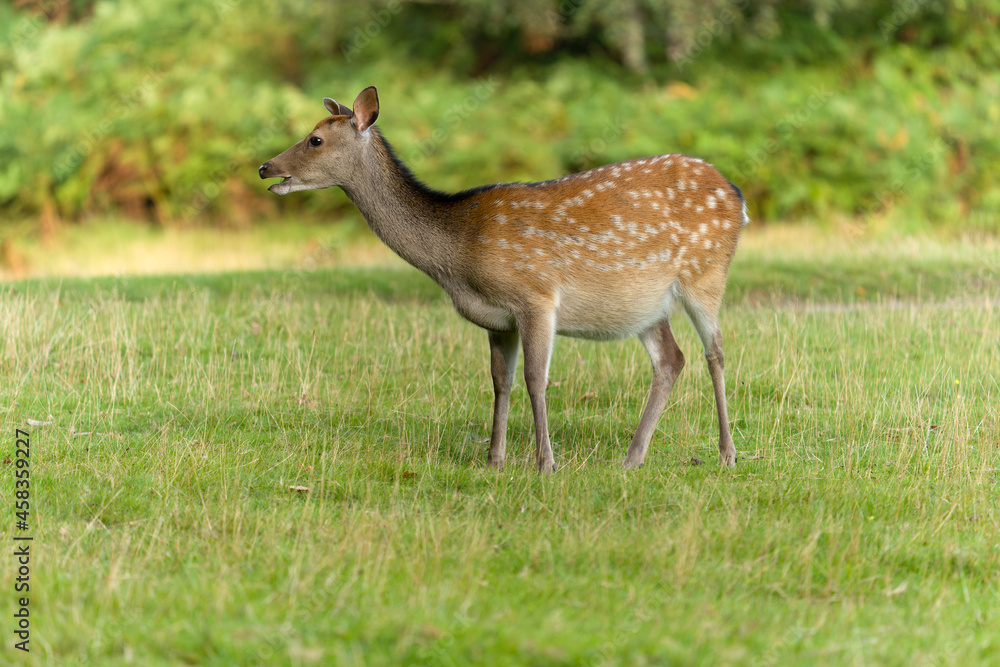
top-left (309, 136), bottom-right (323, 147)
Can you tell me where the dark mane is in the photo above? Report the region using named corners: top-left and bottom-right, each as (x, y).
top-left (377, 129), bottom-right (505, 203)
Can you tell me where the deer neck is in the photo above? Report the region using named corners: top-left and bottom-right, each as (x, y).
top-left (341, 130), bottom-right (465, 280)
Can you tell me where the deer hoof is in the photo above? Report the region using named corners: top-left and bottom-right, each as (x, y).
top-left (537, 459), bottom-right (556, 474)
top-left (622, 456), bottom-right (645, 470)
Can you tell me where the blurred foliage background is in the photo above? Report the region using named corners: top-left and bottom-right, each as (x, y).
top-left (1, 0), bottom-right (998, 237)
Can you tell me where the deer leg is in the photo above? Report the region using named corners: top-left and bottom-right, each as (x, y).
top-left (518, 312), bottom-right (556, 473)
top-left (685, 303), bottom-right (737, 466)
top-left (705, 329), bottom-right (737, 466)
top-left (487, 329), bottom-right (520, 470)
top-left (624, 319), bottom-right (685, 469)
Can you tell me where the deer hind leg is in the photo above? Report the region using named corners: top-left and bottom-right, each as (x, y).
top-left (624, 319), bottom-right (685, 469)
top-left (487, 329), bottom-right (520, 470)
top-left (683, 299), bottom-right (737, 466)
top-left (517, 311), bottom-right (556, 473)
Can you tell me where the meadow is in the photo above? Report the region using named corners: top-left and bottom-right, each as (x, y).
top-left (1, 226), bottom-right (999, 665)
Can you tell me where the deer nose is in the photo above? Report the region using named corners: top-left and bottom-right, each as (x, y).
top-left (258, 163), bottom-right (270, 179)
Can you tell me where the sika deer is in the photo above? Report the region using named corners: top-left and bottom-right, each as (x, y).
top-left (259, 86), bottom-right (748, 472)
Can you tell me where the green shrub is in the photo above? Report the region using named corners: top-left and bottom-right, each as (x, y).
top-left (1, 0), bottom-right (998, 230)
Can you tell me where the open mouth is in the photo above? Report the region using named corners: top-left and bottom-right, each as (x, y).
top-left (267, 176), bottom-right (293, 195)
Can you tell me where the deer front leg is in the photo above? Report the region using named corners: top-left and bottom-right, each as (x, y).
top-left (487, 329), bottom-right (520, 470)
top-left (518, 312), bottom-right (556, 473)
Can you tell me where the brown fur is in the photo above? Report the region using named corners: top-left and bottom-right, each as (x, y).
top-left (260, 87), bottom-right (747, 471)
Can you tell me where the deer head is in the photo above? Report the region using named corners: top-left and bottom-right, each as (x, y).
top-left (258, 86), bottom-right (380, 195)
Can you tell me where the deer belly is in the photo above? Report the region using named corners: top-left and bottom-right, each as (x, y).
top-left (554, 281), bottom-right (680, 340)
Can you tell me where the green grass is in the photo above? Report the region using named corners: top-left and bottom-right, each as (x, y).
top-left (1, 230), bottom-right (999, 665)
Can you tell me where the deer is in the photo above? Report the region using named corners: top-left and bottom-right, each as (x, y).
top-left (259, 86), bottom-right (748, 473)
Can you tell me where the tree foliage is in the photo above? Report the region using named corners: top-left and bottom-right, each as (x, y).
top-left (1, 0), bottom-right (998, 230)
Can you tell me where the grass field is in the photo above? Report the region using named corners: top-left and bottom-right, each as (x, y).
top-left (1, 226), bottom-right (999, 665)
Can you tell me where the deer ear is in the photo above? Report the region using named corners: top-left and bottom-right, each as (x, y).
top-left (352, 86), bottom-right (379, 132)
top-left (323, 98), bottom-right (353, 117)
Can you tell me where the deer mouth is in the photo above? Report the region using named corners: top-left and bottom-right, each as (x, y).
top-left (259, 162), bottom-right (295, 195)
top-left (267, 176), bottom-right (294, 195)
